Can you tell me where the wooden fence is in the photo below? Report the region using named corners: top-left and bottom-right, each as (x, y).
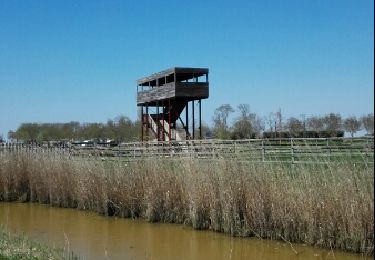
top-left (1, 137), bottom-right (373, 163)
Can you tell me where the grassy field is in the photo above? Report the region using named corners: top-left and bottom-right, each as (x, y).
top-left (0, 226), bottom-right (78, 260)
top-left (0, 151), bottom-right (373, 255)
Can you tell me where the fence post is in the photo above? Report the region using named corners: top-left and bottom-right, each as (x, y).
top-left (326, 138), bottom-right (331, 161)
top-left (291, 138), bottom-right (294, 163)
top-left (261, 140), bottom-right (265, 162)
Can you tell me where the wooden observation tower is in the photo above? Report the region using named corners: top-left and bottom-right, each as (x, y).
top-left (137, 67), bottom-right (209, 141)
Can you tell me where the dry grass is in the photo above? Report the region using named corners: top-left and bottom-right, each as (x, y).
top-left (0, 151), bottom-right (373, 255)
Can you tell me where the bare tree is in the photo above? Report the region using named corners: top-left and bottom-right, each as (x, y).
top-left (276, 108), bottom-right (282, 132)
top-left (252, 116), bottom-right (265, 137)
top-left (323, 113), bottom-right (342, 136)
top-left (212, 104), bottom-right (234, 139)
top-left (306, 116), bottom-right (324, 132)
top-left (361, 113), bottom-right (374, 136)
top-left (267, 113), bottom-right (276, 132)
top-left (343, 116), bottom-right (362, 138)
top-left (231, 104), bottom-right (263, 139)
top-left (286, 117), bottom-right (304, 137)
top-left (232, 104), bottom-right (252, 139)
top-left (238, 104), bottom-right (251, 119)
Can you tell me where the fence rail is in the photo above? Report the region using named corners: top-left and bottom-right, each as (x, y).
top-left (1, 137), bottom-right (373, 163)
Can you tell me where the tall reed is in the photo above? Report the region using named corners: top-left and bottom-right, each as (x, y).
top-left (0, 151), bottom-right (373, 254)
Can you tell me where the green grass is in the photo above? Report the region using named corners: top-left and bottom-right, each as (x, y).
top-left (0, 226), bottom-right (78, 260)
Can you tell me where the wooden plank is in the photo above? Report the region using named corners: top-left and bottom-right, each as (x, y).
top-left (137, 82), bottom-right (209, 104)
top-left (137, 67), bottom-right (209, 85)
top-left (3, 137), bottom-right (373, 164)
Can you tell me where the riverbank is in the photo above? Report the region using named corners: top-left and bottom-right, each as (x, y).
top-left (0, 225), bottom-right (78, 260)
top-left (0, 151), bottom-right (373, 255)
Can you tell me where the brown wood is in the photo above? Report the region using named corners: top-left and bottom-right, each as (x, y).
top-left (137, 67), bottom-right (209, 141)
top-left (137, 67), bottom-right (208, 86)
top-left (137, 82), bottom-right (208, 105)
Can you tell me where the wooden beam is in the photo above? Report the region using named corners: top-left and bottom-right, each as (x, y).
top-left (199, 99), bottom-right (202, 139)
top-left (192, 100), bottom-right (195, 139)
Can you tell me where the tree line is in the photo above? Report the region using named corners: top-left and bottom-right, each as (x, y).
top-left (7, 105), bottom-right (374, 142)
top-left (8, 116), bottom-right (140, 143)
top-left (212, 104), bottom-right (373, 139)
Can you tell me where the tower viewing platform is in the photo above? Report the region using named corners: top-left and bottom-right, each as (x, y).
top-left (137, 67), bottom-right (209, 105)
top-left (137, 67), bottom-right (209, 141)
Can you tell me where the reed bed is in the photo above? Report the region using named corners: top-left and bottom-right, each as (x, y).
top-left (0, 151), bottom-right (373, 255)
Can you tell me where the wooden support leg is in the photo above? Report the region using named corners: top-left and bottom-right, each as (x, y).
top-left (185, 102), bottom-right (189, 139)
top-left (192, 100), bottom-right (195, 139)
top-left (199, 99), bottom-right (202, 139)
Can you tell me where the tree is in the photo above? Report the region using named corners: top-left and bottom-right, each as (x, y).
top-left (198, 121), bottom-right (212, 139)
top-left (115, 115), bottom-right (138, 142)
top-left (212, 104), bottom-right (234, 139)
top-left (275, 108), bottom-right (283, 132)
top-left (286, 117), bottom-right (304, 137)
top-left (80, 123), bottom-right (105, 140)
top-left (232, 104), bottom-right (253, 139)
top-left (7, 130), bottom-right (15, 140)
top-left (267, 109), bottom-right (283, 138)
top-left (232, 119), bottom-right (252, 139)
top-left (361, 113), bottom-right (374, 136)
top-left (343, 116), bottom-right (362, 138)
top-left (232, 104), bottom-right (263, 139)
top-left (251, 115), bottom-right (264, 137)
top-left (13, 123), bottom-right (40, 141)
top-left (306, 116), bottom-right (324, 132)
top-left (131, 119), bottom-right (142, 141)
top-left (104, 119), bottom-right (116, 140)
top-left (323, 113), bottom-right (342, 136)
top-left (8, 115), bottom-right (143, 143)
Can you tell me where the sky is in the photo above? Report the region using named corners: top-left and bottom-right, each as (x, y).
top-left (0, 0), bottom-right (373, 138)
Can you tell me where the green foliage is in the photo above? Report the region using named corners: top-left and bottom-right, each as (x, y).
top-left (7, 108), bottom-right (374, 142)
top-left (10, 116), bottom-right (140, 142)
top-left (0, 226), bottom-right (78, 260)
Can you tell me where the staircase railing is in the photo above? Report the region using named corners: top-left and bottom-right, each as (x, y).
top-left (148, 114), bottom-right (185, 141)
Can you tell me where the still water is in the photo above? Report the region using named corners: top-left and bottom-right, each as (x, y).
top-left (0, 203), bottom-right (368, 260)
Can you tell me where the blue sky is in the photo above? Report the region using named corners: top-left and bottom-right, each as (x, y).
top-left (0, 0), bottom-right (373, 138)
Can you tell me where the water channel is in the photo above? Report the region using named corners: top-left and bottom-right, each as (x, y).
top-left (0, 203), bottom-right (368, 260)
